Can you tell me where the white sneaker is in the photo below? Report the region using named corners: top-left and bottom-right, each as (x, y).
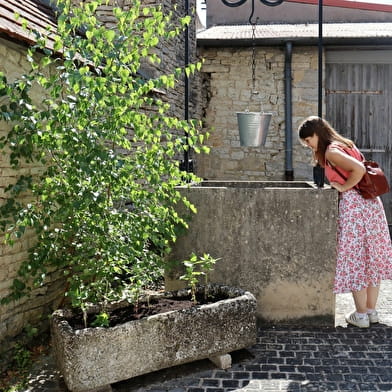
top-left (368, 310), bottom-right (379, 324)
top-left (345, 311), bottom-right (370, 328)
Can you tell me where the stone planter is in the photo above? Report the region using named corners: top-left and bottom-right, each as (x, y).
top-left (50, 284), bottom-right (257, 392)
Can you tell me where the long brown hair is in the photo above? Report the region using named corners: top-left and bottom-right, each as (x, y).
top-left (298, 116), bottom-right (354, 165)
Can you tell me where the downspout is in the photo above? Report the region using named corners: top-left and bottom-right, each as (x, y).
top-left (313, 0), bottom-right (325, 187)
top-left (183, 0), bottom-right (191, 173)
top-left (284, 41), bottom-right (294, 181)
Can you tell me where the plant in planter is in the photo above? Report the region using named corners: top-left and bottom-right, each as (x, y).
top-left (0, 1), bottom-right (257, 390)
top-left (180, 252), bottom-right (220, 302)
top-left (0, 0), bottom-right (206, 317)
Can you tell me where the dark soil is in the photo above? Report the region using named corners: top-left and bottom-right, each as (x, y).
top-left (68, 292), bottom-right (228, 330)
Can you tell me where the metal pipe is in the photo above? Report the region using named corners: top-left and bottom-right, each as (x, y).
top-left (284, 41), bottom-right (294, 181)
top-left (183, 0), bottom-right (191, 173)
top-left (318, 0), bottom-right (323, 118)
top-left (314, 0), bottom-right (325, 187)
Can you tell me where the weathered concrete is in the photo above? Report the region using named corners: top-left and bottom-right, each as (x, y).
top-left (50, 285), bottom-right (257, 392)
top-left (167, 181), bottom-right (338, 325)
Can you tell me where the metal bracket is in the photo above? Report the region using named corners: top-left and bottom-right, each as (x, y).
top-left (220, 0), bottom-right (284, 28)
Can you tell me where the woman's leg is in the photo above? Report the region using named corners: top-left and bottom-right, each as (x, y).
top-left (352, 285), bottom-right (380, 312)
top-left (352, 288), bottom-right (368, 313)
top-left (347, 288), bottom-right (370, 327)
top-left (366, 284), bottom-right (380, 310)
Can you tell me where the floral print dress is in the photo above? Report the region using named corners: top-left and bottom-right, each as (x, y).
top-left (325, 144), bottom-right (392, 294)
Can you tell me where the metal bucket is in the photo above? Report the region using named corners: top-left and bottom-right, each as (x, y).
top-left (237, 112), bottom-right (272, 147)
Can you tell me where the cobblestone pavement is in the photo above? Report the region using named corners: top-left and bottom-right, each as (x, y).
top-left (25, 281), bottom-right (392, 392)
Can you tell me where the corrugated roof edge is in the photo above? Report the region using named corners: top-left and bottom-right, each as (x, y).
top-left (197, 22), bottom-right (392, 47)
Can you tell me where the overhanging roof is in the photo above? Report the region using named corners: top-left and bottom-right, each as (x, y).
top-left (0, 0), bottom-right (57, 48)
top-left (285, 0), bottom-right (392, 13)
top-left (197, 23), bottom-right (392, 47)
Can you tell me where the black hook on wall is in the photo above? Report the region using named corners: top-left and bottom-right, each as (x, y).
top-left (221, 0), bottom-right (284, 25)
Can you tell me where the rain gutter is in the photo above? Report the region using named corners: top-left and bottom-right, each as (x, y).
top-left (197, 37), bottom-right (392, 48)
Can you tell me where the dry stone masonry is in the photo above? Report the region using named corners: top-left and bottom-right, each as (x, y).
top-left (196, 45), bottom-right (320, 181)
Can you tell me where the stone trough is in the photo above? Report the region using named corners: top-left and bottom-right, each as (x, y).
top-left (167, 181), bottom-right (338, 325)
top-left (51, 284), bottom-right (257, 392)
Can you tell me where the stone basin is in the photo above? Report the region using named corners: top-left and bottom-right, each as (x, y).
top-left (199, 180), bottom-right (316, 188)
top-left (167, 181), bottom-right (338, 325)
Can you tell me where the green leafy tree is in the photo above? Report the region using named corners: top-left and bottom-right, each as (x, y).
top-left (0, 0), bottom-right (208, 314)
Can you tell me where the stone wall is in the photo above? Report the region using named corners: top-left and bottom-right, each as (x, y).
top-left (96, 0), bottom-right (201, 167)
top-left (0, 37), bottom-right (67, 361)
top-left (196, 45), bottom-right (321, 181)
top-left (96, 0), bottom-right (199, 121)
top-left (0, 0), bottom-right (198, 358)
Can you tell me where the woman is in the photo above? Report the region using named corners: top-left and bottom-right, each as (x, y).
top-left (298, 116), bottom-right (392, 328)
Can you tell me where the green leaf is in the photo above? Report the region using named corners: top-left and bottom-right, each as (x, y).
top-left (104, 30), bottom-right (116, 42)
top-left (86, 30), bottom-right (94, 40)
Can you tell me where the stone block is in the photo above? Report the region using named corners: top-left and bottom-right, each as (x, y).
top-left (209, 354), bottom-right (232, 369)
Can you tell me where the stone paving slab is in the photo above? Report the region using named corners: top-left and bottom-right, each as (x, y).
top-left (24, 281), bottom-right (392, 392)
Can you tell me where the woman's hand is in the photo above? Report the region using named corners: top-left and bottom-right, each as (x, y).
top-left (330, 181), bottom-right (346, 192)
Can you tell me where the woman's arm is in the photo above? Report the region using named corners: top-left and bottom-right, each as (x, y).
top-left (326, 147), bottom-right (366, 192)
